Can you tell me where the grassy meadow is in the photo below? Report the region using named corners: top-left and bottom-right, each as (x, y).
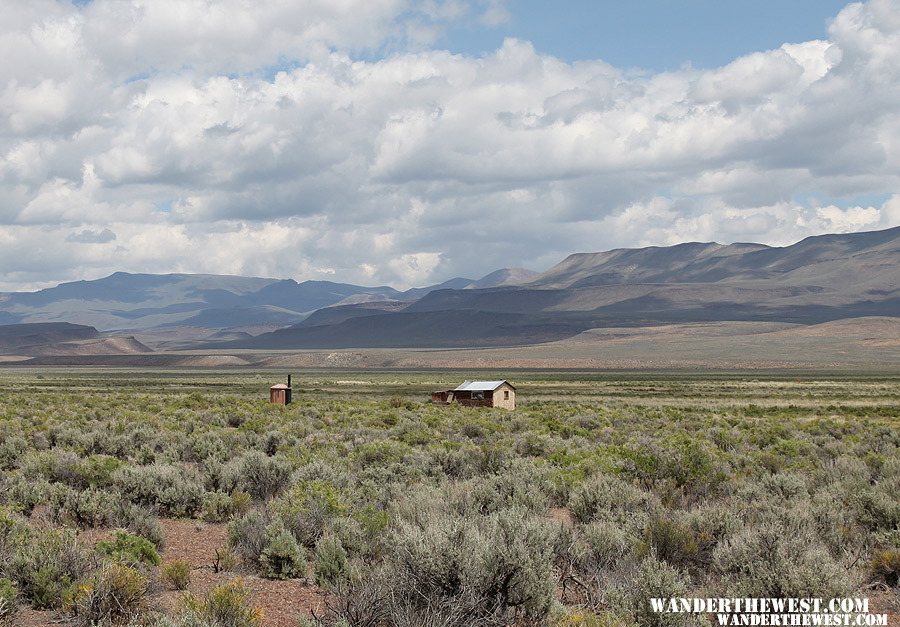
top-left (0, 368), bottom-right (898, 626)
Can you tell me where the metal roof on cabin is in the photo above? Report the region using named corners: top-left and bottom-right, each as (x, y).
top-left (453, 380), bottom-right (513, 391)
top-left (270, 384), bottom-right (289, 389)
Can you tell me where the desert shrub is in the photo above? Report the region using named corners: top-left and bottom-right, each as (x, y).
top-left (0, 473), bottom-right (47, 515)
top-left (186, 431), bottom-right (230, 463)
top-left (70, 563), bottom-right (148, 627)
top-left (162, 559), bottom-right (192, 590)
top-left (226, 413), bottom-right (246, 428)
top-left (112, 503), bottom-right (165, 550)
top-left (0, 578), bottom-right (17, 624)
top-left (202, 491), bottom-right (233, 523)
top-left (851, 485), bottom-right (900, 532)
top-left (659, 433), bottom-right (724, 496)
top-left (0, 436), bottom-right (28, 470)
top-left (809, 487), bottom-right (869, 560)
top-left (759, 472), bottom-right (808, 501)
top-left (213, 547), bottom-right (239, 574)
top-left (868, 548), bottom-right (900, 587)
top-left (314, 534), bottom-right (348, 587)
top-left (318, 564), bottom-right (389, 627)
top-left (230, 491), bottom-right (252, 516)
top-left (7, 526), bottom-right (96, 609)
top-left (0, 507), bottom-right (32, 569)
top-left (96, 530), bottom-right (161, 566)
top-left (611, 554), bottom-right (705, 627)
top-left (227, 510), bottom-right (272, 567)
top-left (638, 516), bottom-right (699, 570)
top-left (274, 480), bottom-right (349, 548)
top-left (429, 445), bottom-right (480, 480)
top-left (113, 463), bottom-right (204, 517)
top-left (568, 474), bottom-right (656, 527)
top-left (221, 452), bottom-right (292, 501)
top-left (556, 520), bottom-right (633, 610)
top-left (180, 578), bottom-right (262, 627)
top-left (47, 486), bottom-right (120, 528)
top-left (261, 430), bottom-right (282, 456)
top-left (553, 608), bottom-right (634, 627)
top-left (578, 521), bottom-right (633, 573)
top-left (78, 455), bottom-right (123, 488)
top-left (680, 504), bottom-right (740, 569)
top-left (385, 505), bottom-right (557, 625)
top-left (459, 460), bottom-right (551, 514)
top-left (259, 520), bottom-right (307, 580)
top-left (712, 521), bottom-right (851, 598)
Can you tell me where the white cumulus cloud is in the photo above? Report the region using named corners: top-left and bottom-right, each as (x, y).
top-left (0, 0), bottom-right (898, 290)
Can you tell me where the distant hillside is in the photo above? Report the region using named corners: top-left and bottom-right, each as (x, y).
top-left (0, 322), bottom-right (99, 352)
top-left (465, 268), bottom-right (538, 289)
top-left (0, 271), bottom-right (534, 335)
top-left (28, 336), bottom-right (152, 356)
top-left (2, 227), bottom-right (898, 352)
top-left (230, 226), bottom-right (900, 349)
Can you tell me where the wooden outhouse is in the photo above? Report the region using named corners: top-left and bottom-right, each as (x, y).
top-left (270, 375), bottom-right (292, 405)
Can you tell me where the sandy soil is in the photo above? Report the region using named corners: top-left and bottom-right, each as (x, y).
top-left (14, 519), bottom-right (325, 627)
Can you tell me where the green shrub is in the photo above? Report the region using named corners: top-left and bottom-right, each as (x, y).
top-left (613, 555), bottom-right (705, 627)
top-left (578, 521), bottom-right (633, 573)
top-left (112, 503), bottom-right (165, 550)
top-left (162, 559), bottom-right (192, 590)
top-left (458, 460), bottom-right (551, 514)
top-left (0, 473), bottom-right (47, 515)
top-left (202, 491), bottom-right (233, 523)
top-left (180, 578), bottom-right (262, 627)
top-left (0, 437), bottom-right (28, 470)
top-left (230, 491), bottom-right (252, 516)
top-left (7, 526), bottom-right (96, 610)
top-left (259, 520), bottom-right (307, 580)
top-left (712, 521), bottom-right (851, 598)
top-left (555, 520), bottom-right (633, 610)
top-left (568, 474), bottom-right (656, 527)
top-left (0, 578), bottom-right (17, 624)
top-left (639, 516), bottom-right (699, 570)
top-left (314, 534), bottom-right (348, 587)
top-left (227, 510), bottom-right (271, 567)
top-left (386, 504), bottom-right (557, 624)
top-left (96, 531), bottom-right (161, 566)
top-left (70, 563), bottom-right (148, 627)
top-left (222, 452), bottom-right (292, 500)
top-left (868, 548), bottom-right (900, 587)
top-left (274, 480), bottom-right (349, 548)
top-left (79, 455), bottom-right (123, 488)
top-left (553, 608), bottom-right (634, 627)
top-left (852, 486), bottom-right (900, 532)
top-left (0, 507), bottom-right (31, 566)
top-left (113, 464), bottom-right (204, 517)
top-left (187, 431), bottom-right (229, 463)
top-left (47, 486), bottom-right (119, 529)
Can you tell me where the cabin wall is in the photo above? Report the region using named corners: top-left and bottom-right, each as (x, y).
top-left (492, 383), bottom-right (516, 410)
top-left (433, 384), bottom-right (516, 410)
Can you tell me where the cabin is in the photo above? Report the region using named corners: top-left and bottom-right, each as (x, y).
top-left (432, 380), bottom-right (516, 410)
top-left (270, 375), bottom-right (292, 405)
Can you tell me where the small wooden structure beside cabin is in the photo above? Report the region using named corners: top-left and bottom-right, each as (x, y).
top-left (432, 380), bottom-right (516, 410)
top-left (270, 375), bottom-right (292, 405)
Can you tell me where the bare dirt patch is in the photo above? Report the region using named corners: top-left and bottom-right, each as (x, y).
top-left (10, 519), bottom-right (325, 627)
top-left (157, 518), bottom-right (326, 626)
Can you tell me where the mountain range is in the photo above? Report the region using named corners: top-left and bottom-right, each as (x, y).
top-left (0, 226), bottom-right (897, 354)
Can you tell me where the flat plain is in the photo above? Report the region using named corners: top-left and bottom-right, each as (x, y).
top-left (0, 368), bottom-right (897, 626)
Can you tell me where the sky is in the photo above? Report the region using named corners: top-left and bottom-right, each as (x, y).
top-left (1, 0), bottom-right (899, 291)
